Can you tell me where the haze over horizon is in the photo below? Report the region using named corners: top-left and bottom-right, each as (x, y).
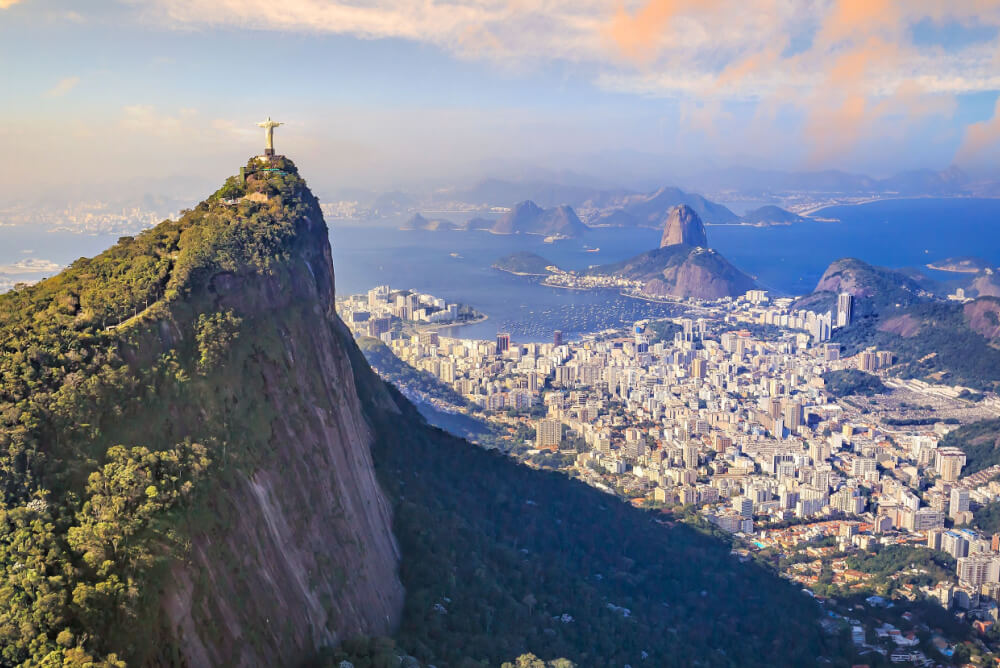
top-left (2, 0), bottom-right (1000, 201)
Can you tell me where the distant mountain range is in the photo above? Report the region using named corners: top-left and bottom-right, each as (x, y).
top-left (425, 179), bottom-right (804, 227)
top-left (589, 186), bottom-right (740, 226)
top-left (328, 161), bottom-right (999, 229)
top-left (684, 165), bottom-right (993, 198)
top-left (440, 178), bottom-right (630, 210)
top-left (491, 200), bottom-right (588, 237)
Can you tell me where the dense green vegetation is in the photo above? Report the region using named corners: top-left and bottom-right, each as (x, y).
top-left (0, 156), bottom-right (321, 664)
top-left (846, 544), bottom-right (956, 587)
top-left (583, 244), bottom-right (692, 278)
top-left (829, 301), bottom-right (1000, 391)
top-left (492, 252), bottom-right (557, 275)
top-left (883, 416), bottom-right (959, 426)
top-left (969, 500), bottom-right (1000, 535)
top-left (939, 418), bottom-right (1000, 475)
top-left (821, 369), bottom-right (886, 397)
top-left (646, 319), bottom-right (682, 344)
top-left (345, 345), bottom-right (847, 666)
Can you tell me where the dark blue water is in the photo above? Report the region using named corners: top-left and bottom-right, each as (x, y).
top-left (329, 198), bottom-right (1000, 340)
top-left (4, 198), bottom-right (999, 342)
top-left (329, 222), bottom-right (684, 341)
top-left (709, 198), bottom-right (1000, 295)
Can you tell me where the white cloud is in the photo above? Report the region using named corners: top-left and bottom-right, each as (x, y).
top-left (0, 258), bottom-right (62, 273)
top-left (148, 1), bottom-right (1000, 97)
top-left (46, 76), bottom-right (80, 97)
top-left (131, 1), bottom-right (1000, 168)
top-left (151, 0), bottom-right (611, 63)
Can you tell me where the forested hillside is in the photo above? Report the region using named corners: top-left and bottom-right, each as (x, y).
top-left (0, 156), bottom-right (851, 666)
top-left (0, 156), bottom-right (403, 665)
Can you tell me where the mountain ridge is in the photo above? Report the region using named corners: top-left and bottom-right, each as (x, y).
top-left (491, 200), bottom-right (588, 237)
top-left (0, 156), bottom-right (842, 666)
top-left (0, 156), bottom-right (404, 664)
top-left (591, 186), bottom-right (739, 227)
top-left (794, 257), bottom-right (1000, 390)
top-left (588, 206), bottom-right (757, 300)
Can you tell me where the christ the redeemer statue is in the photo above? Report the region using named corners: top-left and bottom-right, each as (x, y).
top-left (257, 117), bottom-right (283, 156)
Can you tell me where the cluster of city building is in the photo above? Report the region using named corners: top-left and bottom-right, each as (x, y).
top-left (340, 285), bottom-right (1000, 621)
top-left (0, 201), bottom-right (172, 235)
top-left (540, 270), bottom-right (644, 292)
top-left (725, 289), bottom-right (853, 342)
top-left (338, 285), bottom-right (468, 337)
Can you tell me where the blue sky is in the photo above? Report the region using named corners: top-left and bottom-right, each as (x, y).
top-left (1, 0), bottom-right (999, 199)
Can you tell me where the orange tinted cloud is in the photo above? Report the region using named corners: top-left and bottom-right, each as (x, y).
top-left (871, 80), bottom-right (956, 119)
top-left (800, 38), bottom-right (907, 163)
top-left (606, 0), bottom-right (707, 63)
top-left (955, 97), bottom-right (1000, 166)
top-left (0, 0), bottom-right (24, 8)
top-left (803, 93), bottom-right (868, 164)
top-left (714, 44), bottom-right (785, 89)
top-left (819, 0), bottom-right (901, 44)
top-left (828, 37), bottom-right (899, 87)
top-left (803, 79), bottom-right (956, 165)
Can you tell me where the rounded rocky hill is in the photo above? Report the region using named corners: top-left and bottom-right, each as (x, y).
top-left (660, 204), bottom-right (708, 247)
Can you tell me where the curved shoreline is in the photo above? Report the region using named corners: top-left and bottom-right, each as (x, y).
top-left (540, 280), bottom-right (699, 308)
top-left (803, 194), bottom-right (997, 218)
top-left (493, 267), bottom-right (549, 277)
top-left (415, 312), bottom-right (490, 333)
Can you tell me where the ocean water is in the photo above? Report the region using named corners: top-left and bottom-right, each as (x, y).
top-left (708, 198), bottom-right (1000, 295)
top-left (329, 197), bottom-right (1000, 340)
top-left (329, 221), bottom-right (685, 341)
top-left (4, 198), bottom-right (999, 342)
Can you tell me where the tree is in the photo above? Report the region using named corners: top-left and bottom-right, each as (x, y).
top-left (195, 310), bottom-right (242, 372)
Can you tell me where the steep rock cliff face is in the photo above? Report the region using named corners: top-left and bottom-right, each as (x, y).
top-left (148, 166), bottom-right (404, 664)
top-left (970, 273), bottom-right (1000, 298)
top-left (659, 204), bottom-right (708, 247)
top-left (964, 298), bottom-right (1000, 339)
top-left (158, 256), bottom-right (404, 665)
top-left (0, 156), bottom-right (402, 665)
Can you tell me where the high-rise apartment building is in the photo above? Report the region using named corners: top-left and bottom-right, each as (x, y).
top-left (496, 332), bottom-right (511, 354)
top-left (950, 487), bottom-right (971, 520)
top-left (837, 292), bottom-right (853, 327)
top-left (537, 418), bottom-right (562, 449)
top-left (936, 448), bottom-right (967, 482)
